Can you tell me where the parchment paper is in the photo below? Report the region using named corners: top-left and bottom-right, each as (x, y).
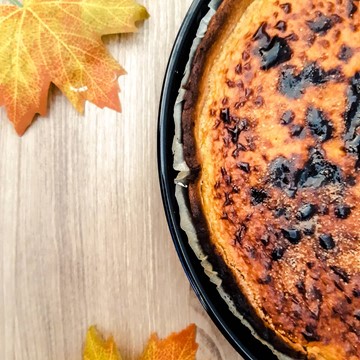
top-left (172, 1), bottom-right (293, 359)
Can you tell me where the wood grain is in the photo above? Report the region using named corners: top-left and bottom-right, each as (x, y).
top-left (0, 1), bottom-right (243, 359)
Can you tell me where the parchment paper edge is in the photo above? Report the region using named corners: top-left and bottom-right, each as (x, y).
top-left (172, 1), bottom-right (293, 359)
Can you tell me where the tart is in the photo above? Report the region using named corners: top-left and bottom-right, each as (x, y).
top-left (182, 0), bottom-right (360, 359)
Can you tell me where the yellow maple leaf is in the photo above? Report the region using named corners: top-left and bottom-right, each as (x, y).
top-left (83, 326), bottom-right (123, 360)
top-left (0, 0), bottom-right (149, 135)
top-left (139, 324), bottom-right (198, 360)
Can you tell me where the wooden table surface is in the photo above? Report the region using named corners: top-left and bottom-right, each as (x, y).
top-left (0, 1), bottom-right (243, 359)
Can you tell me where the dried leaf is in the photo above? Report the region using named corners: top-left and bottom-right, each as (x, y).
top-left (83, 326), bottom-right (123, 360)
top-left (139, 324), bottom-right (198, 360)
top-left (0, 0), bottom-right (149, 135)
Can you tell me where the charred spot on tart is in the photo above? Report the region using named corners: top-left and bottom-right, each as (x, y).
top-left (250, 187), bottom-right (268, 205)
top-left (306, 12), bottom-right (342, 35)
top-left (334, 205), bottom-right (352, 219)
top-left (271, 246), bottom-right (286, 260)
top-left (242, 50), bottom-right (250, 61)
top-left (311, 286), bottom-right (323, 301)
top-left (252, 22), bottom-right (293, 70)
top-left (232, 143), bottom-right (247, 158)
top-left (275, 20), bottom-right (287, 32)
top-left (257, 274), bottom-right (272, 285)
top-left (223, 192), bottom-right (233, 206)
top-left (221, 167), bottom-right (232, 185)
top-left (226, 124), bottom-right (241, 143)
top-left (274, 207), bottom-right (287, 219)
top-left (243, 62), bottom-right (252, 71)
top-left (235, 63), bottom-right (242, 74)
top-left (226, 79), bottom-right (236, 88)
top-left (295, 149), bottom-right (342, 189)
top-left (220, 108), bottom-right (231, 123)
top-left (297, 204), bottom-right (317, 221)
top-left (269, 156), bottom-right (297, 197)
top-left (330, 266), bottom-right (350, 283)
top-left (245, 88), bottom-right (253, 98)
top-left (237, 162), bottom-right (251, 173)
top-left (220, 211), bottom-right (228, 220)
top-left (338, 44), bottom-right (354, 61)
top-left (258, 36), bottom-right (293, 70)
top-left (234, 224), bottom-right (247, 245)
top-left (278, 63), bottom-right (344, 99)
top-left (269, 149), bottom-right (343, 198)
top-left (237, 80), bottom-right (245, 91)
top-left (253, 95), bottom-right (264, 107)
top-left (235, 99), bottom-right (247, 109)
top-left (223, 135), bottom-right (232, 148)
top-left (333, 278), bottom-right (345, 292)
top-left (347, 0), bottom-right (358, 17)
top-left (279, 3), bottom-right (292, 14)
top-left (280, 110), bottom-right (295, 125)
top-left (302, 323), bottom-right (321, 342)
top-left (306, 107), bottom-right (333, 142)
top-left (253, 22), bottom-right (270, 42)
top-left (239, 118), bottom-right (250, 130)
top-left (346, 175), bottom-right (357, 187)
top-left (261, 234), bottom-right (270, 246)
top-left (281, 228), bottom-right (302, 244)
top-left (295, 280), bottom-right (306, 295)
top-left (290, 124), bottom-right (305, 138)
top-left (245, 136), bottom-right (257, 151)
top-left (343, 72), bottom-right (360, 168)
top-left (319, 234), bottom-right (336, 250)
top-left (307, 262), bottom-right (315, 269)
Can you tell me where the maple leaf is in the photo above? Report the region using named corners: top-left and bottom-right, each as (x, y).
top-left (139, 324), bottom-right (198, 360)
top-left (83, 326), bottom-right (123, 360)
top-left (0, 0), bottom-right (149, 135)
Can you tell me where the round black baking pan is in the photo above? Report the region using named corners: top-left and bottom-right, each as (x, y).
top-left (158, 1), bottom-right (278, 359)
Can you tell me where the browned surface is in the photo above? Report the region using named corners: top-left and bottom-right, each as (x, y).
top-left (183, 0), bottom-right (360, 359)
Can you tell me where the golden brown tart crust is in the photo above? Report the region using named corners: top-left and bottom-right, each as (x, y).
top-left (182, 0), bottom-right (360, 359)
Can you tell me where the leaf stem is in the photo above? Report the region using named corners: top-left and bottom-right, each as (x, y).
top-left (9, 0), bottom-right (23, 7)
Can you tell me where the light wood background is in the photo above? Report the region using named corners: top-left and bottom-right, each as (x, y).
top-left (0, 1), bottom-right (243, 359)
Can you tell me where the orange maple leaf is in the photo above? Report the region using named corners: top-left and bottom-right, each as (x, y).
top-left (139, 324), bottom-right (198, 360)
top-left (83, 324), bottom-right (198, 360)
top-left (0, 0), bottom-right (149, 135)
top-left (83, 326), bottom-right (123, 360)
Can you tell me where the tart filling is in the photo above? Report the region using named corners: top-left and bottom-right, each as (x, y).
top-left (182, 0), bottom-right (360, 359)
